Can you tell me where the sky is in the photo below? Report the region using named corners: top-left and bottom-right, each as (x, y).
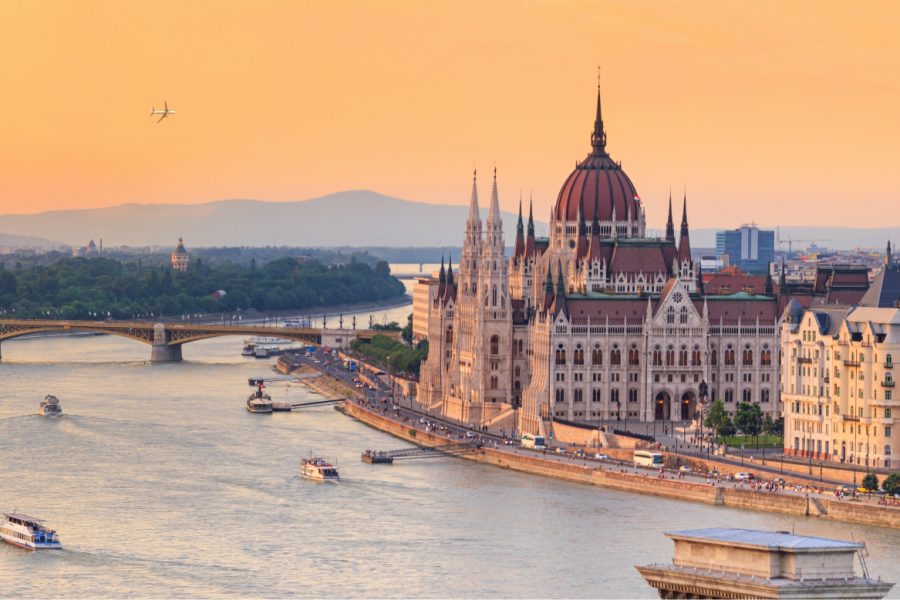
top-left (1, 0), bottom-right (899, 231)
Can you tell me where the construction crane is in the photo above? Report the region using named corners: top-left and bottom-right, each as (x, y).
top-left (776, 230), bottom-right (832, 259)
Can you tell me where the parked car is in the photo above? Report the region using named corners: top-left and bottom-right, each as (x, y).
top-left (594, 453), bottom-right (609, 460)
top-left (734, 472), bottom-right (755, 481)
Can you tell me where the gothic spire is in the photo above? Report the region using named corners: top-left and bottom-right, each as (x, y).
top-left (527, 193), bottom-right (535, 237)
top-left (467, 169), bottom-right (480, 224)
top-left (446, 255), bottom-right (454, 287)
top-left (779, 259), bottom-right (787, 289)
top-left (439, 256), bottom-right (446, 284)
top-left (514, 194), bottom-right (525, 258)
top-left (677, 187), bottom-right (692, 263)
top-left (665, 188), bottom-right (675, 242)
top-left (556, 261), bottom-right (566, 295)
top-left (887, 240), bottom-right (893, 266)
top-left (590, 67), bottom-right (607, 156)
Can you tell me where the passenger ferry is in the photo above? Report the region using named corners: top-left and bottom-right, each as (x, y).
top-left (300, 457), bottom-right (340, 481)
top-left (39, 395), bottom-right (62, 417)
top-left (246, 383), bottom-right (274, 413)
top-left (0, 512), bottom-right (62, 550)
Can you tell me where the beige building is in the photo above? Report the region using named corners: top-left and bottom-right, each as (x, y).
top-left (171, 237), bottom-right (189, 272)
top-left (783, 260), bottom-right (900, 469)
top-left (411, 272), bottom-right (441, 344)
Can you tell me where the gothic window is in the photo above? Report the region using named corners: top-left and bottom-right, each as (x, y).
top-left (742, 388), bottom-right (752, 403)
top-left (628, 345), bottom-right (640, 366)
top-left (711, 345), bottom-right (718, 366)
top-left (574, 345), bottom-right (584, 365)
top-left (743, 345), bottom-right (753, 366)
top-left (514, 380), bottom-right (521, 391)
top-left (628, 388), bottom-right (638, 403)
top-left (445, 327), bottom-right (453, 344)
top-left (724, 345), bottom-right (735, 366)
top-left (518, 340), bottom-right (524, 354)
top-left (610, 388), bottom-right (620, 405)
top-left (592, 346), bottom-right (603, 365)
top-left (652, 345), bottom-right (662, 367)
top-left (691, 345), bottom-right (701, 366)
top-left (725, 388), bottom-right (734, 403)
top-left (679, 306), bottom-right (688, 324)
top-left (761, 388), bottom-right (770, 403)
top-left (665, 345), bottom-right (675, 367)
top-left (678, 345), bottom-right (688, 367)
top-left (761, 345), bottom-right (772, 366)
top-left (574, 389), bottom-right (583, 403)
top-left (666, 306), bottom-right (675, 324)
top-left (555, 345), bottom-right (567, 365)
top-left (610, 347), bottom-right (621, 366)
top-left (490, 335), bottom-right (500, 355)
top-left (555, 388), bottom-right (565, 403)
top-left (514, 366), bottom-right (521, 377)
top-left (490, 376), bottom-right (498, 390)
top-left (492, 285), bottom-right (497, 307)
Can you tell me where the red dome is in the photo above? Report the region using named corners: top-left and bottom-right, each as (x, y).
top-left (554, 86), bottom-right (640, 223)
top-left (554, 154), bottom-right (639, 223)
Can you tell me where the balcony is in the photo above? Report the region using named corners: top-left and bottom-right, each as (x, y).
top-left (882, 380), bottom-right (896, 388)
top-left (843, 359), bottom-right (861, 367)
top-left (842, 414), bottom-right (860, 422)
top-left (798, 357), bottom-right (813, 364)
top-left (886, 362), bottom-right (894, 369)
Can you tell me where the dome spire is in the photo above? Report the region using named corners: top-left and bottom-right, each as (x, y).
top-left (591, 67), bottom-right (607, 155)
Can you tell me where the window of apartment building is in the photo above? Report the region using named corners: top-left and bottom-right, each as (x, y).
top-left (887, 390), bottom-right (893, 401)
top-left (886, 408), bottom-right (893, 419)
top-left (886, 426), bottom-right (893, 437)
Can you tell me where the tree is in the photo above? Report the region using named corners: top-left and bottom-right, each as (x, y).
top-left (883, 473), bottom-right (900, 496)
top-left (735, 402), bottom-right (762, 437)
top-left (401, 313), bottom-right (413, 344)
top-left (704, 399), bottom-right (728, 441)
top-left (719, 417), bottom-right (737, 438)
top-left (862, 472), bottom-right (880, 494)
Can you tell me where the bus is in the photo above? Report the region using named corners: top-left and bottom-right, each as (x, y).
top-left (520, 434), bottom-right (546, 450)
top-left (633, 450), bottom-right (664, 468)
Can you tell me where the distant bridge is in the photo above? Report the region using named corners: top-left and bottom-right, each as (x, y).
top-left (0, 319), bottom-right (399, 362)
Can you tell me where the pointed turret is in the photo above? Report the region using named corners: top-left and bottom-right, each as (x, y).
top-left (677, 189), bottom-right (692, 263)
top-left (467, 169), bottom-right (480, 225)
top-left (442, 256), bottom-right (456, 302)
top-left (460, 169), bottom-right (483, 296)
top-left (665, 189), bottom-right (675, 242)
top-left (485, 167), bottom-right (504, 253)
top-left (553, 260), bottom-right (568, 317)
top-left (576, 200), bottom-right (589, 260)
top-left (514, 195), bottom-right (525, 259)
top-left (437, 256), bottom-right (446, 297)
top-left (525, 195), bottom-right (536, 257)
top-left (542, 267), bottom-right (555, 312)
top-left (446, 255), bottom-right (455, 288)
top-left (779, 259), bottom-right (787, 290)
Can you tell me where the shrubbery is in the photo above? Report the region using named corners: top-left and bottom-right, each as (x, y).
top-left (350, 334), bottom-right (428, 377)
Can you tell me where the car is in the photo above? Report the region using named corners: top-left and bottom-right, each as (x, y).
top-left (678, 465), bottom-right (691, 473)
top-left (503, 439), bottom-right (514, 446)
top-left (836, 485), bottom-right (855, 495)
top-left (594, 453), bottom-right (609, 460)
top-left (574, 449), bottom-right (586, 457)
top-left (465, 431), bottom-right (477, 439)
top-left (555, 447), bottom-right (565, 454)
top-left (734, 472), bottom-right (754, 481)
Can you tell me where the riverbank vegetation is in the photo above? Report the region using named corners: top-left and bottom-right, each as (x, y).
top-left (349, 334), bottom-right (428, 377)
top-left (0, 256), bottom-right (405, 319)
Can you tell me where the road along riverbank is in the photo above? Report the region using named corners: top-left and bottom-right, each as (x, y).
top-left (290, 364), bottom-right (900, 530)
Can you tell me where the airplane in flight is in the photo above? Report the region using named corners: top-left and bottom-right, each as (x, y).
top-left (149, 100), bottom-right (176, 123)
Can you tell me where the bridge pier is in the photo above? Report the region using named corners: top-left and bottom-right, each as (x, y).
top-left (150, 343), bottom-right (183, 362)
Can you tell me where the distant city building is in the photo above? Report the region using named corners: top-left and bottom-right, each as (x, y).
top-left (171, 237), bottom-right (189, 272)
top-left (715, 225), bottom-right (774, 274)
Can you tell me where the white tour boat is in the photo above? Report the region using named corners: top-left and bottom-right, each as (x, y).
top-left (300, 457), bottom-right (340, 482)
top-left (39, 395), bottom-right (62, 417)
top-left (0, 512), bottom-right (62, 550)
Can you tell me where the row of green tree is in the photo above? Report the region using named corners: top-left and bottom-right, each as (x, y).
top-left (0, 256), bottom-right (405, 319)
top-left (704, 400), bottom-right (784, 441)
top-left (349, 334), bottom-right (428, 377)
top-left (864, 472), bottom-right (900, 495)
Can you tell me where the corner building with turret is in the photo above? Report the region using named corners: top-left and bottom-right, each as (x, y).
top-left (418, 87), bottom-right (821, 436)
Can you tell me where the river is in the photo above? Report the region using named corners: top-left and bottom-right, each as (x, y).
top-left (1, 283), bottom-right (899, 598)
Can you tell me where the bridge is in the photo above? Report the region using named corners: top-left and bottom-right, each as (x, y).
top-left (0, 319), bottom-right (400, 362)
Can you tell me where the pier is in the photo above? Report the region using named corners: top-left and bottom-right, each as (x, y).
top-left (361, 441), bottom-right (480, 464)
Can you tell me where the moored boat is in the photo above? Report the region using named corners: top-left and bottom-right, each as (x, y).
top-left (39, 395), bottom-right (62, 417)
top-left (0, 512), bottom-right (62, 550)
top-left (300, 456), bottom-right (340, 481)
top-left (246, 382), bottom-right (273, 413)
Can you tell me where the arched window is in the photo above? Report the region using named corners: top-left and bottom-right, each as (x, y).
top-left (490, 376), bottom-right (498, 389)
top-left (610, 347), bottom-right (621, 366)
top-left (555, 346), bottom-right (566, 365)
top-left (492, 286), bottom-right (497, 307)
top-left (761, 346), bottom-right (772, 366)
top-left (761, 389), bottom-right (770, 403)
top-left (887, 354), bottom-right (894, 367)
top-left (678, 345), bottom-right (688, 367)
top-left (743, 345), bottom-right (753, 366)
top-left (710, 345), bottom-right (718, 366)
top-left (665, 345), bottom-right (675, 366)
top-left (514, 366), bottom-right (520, 377)
top-left (445, 327), bottom-right (453, 344)
top-left (574, 345), bottom-right (584, 365)
top-left (628, 345), bottom-right (640, 366)
top-left (679, 306), bottom-right (688, 324)
top-left (691, 345), bottom-right (701, 366)
top-left (490, 335), bottom-right (500, 355)
top-left (592, 346), bottom-right (603, 365)
top-left (724, 345), bottom-right (735, 366)
top-left (666, 306), bottom-right (675, 324)
top-left (886, 445), bottom-right (893, 456)
top-left (742, 389), bottom-right (752, 402)
top-left (653, 345), bottom-right (662, 366)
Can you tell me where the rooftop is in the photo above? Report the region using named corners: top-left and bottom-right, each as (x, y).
top-left (666, 528), bottom-right (862, 552)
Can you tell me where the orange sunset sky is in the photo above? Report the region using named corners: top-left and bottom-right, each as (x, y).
top-left (1, 0), bottom-right (899, 230)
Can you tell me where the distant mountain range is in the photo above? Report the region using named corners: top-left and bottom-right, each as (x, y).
top-left (0, 191), bottom-right (896, 250)
top-left (0, 191), bottom-right (544, 248)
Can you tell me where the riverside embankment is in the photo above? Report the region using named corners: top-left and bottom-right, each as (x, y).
top-left (291, 360), bottom-right (900, 530)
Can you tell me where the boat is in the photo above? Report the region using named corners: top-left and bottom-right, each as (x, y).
top-left (254, 346), bottom-right (284, 359)
top-left (0, 512), bottom-right (62, 550)
top-left (300, 456), bottom-right (340, 481)
top-left (246, 383), bottom-right (273, 413)
top-left (39, 395), bottom-right (62, 417)
top-left (241, 344), bottom-right (256, 356)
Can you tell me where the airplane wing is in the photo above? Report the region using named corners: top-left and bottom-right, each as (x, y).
top-left (156, 113), bottom-right (167, 123)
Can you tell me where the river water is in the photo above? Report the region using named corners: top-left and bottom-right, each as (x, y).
top-left (2, 287), bottom-right (900, 598)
